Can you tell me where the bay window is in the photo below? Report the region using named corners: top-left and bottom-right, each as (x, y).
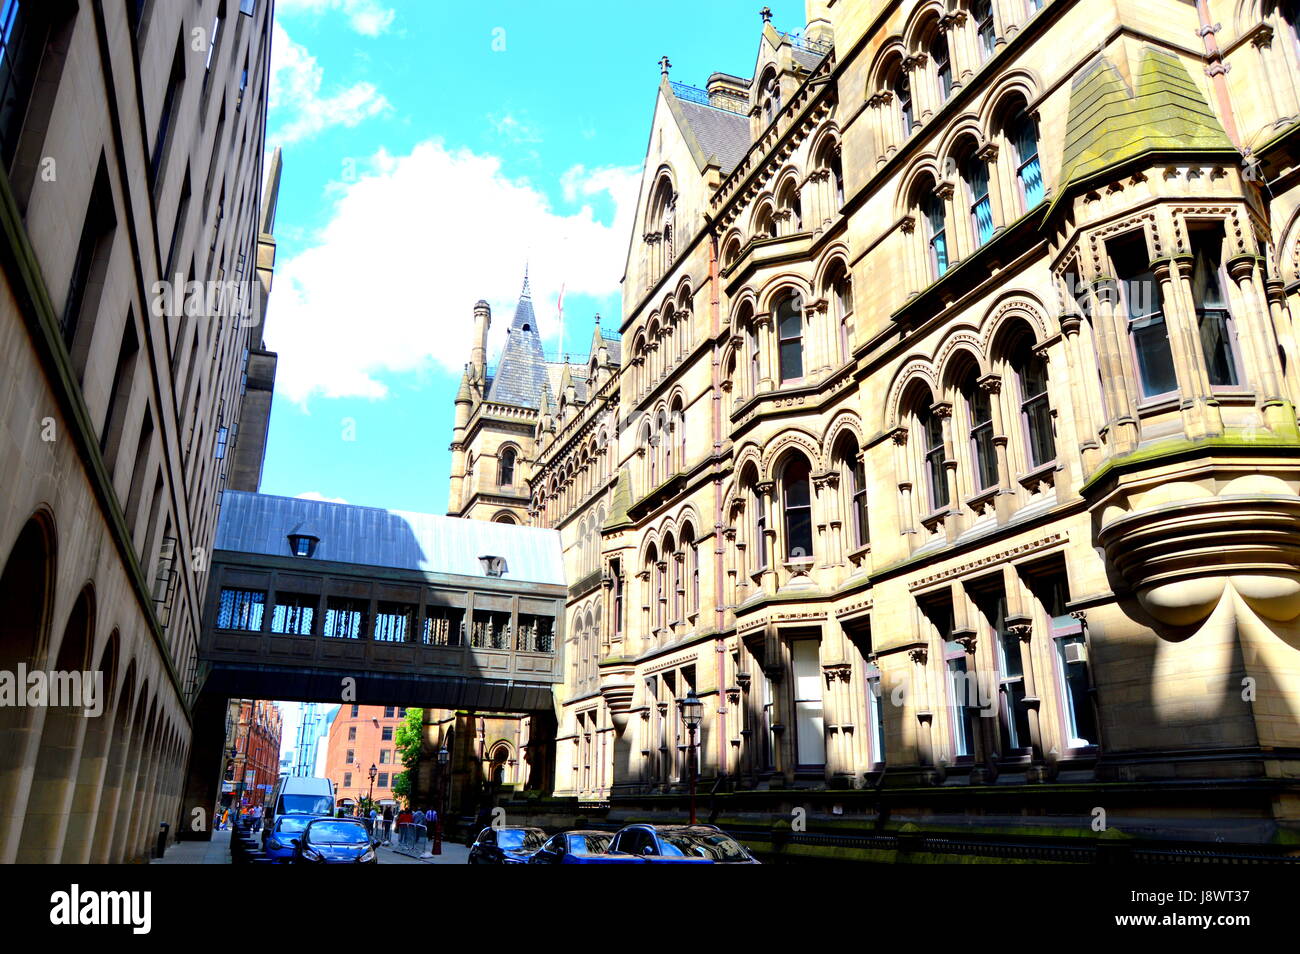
top-left (1113, 236), bottom-right (1177, 400)
top-left (1190, 227), bottom-right (1243, 388)
top-left (782, 455), bottom-right (814, 560)
top-left (776, 293), bottom-right (804, 382)
top-left (1009, 108), bottom-right (1043, 210)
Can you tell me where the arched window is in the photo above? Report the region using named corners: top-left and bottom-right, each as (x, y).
top-left (1111, 233), bottom-right (1176, 400)
top-left (830, 266), bottom-right (853, 361)
top-left (1010, 336), bottom-right (1055, 468)
top-left (893, 68), bottom-right (914, 138)
top-left (775, 293), bottom-right (804, 382)
top-left (932, 30), bottom-right (953, 103)
top-left (778, 179), bottom-right (802, 232)
top-left (918, 399), bottom-right (950, 512)
top-left (960, 368), bottom-right (998, 491)
top-left (781, 455), bottom-right (814, 560)
top-left (746, 312), bottom-right (761, 395)
top-left (498, 446), bottom-right (516, 487)
top-left (761, 71), bottom-right (781, 124)
top-left (922, 191), bottom-right (949, 278)
top-left (754, 202), bottom-right (777, 238)
top-left (1007, 107), bottom-right (1043, 210)
top-left (974, 0), bottom-right (996, 63)
top-left (662, 533), bottom-right (678, 625)
top-left (1190, 224), bottom-right (1244, 389)
top-left (837, 434), bottom-right (869, 548)
top-left (750, 474), bottom-right (768, 571)
top-left (962, 150), bottom-right (993, 247)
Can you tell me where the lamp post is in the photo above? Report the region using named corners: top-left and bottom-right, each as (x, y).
top-left (680, 690), bottom-right (703, 825)
top-left (366, 763), bottom-right (377, 837)
top-left (434, 746), bottom-right (449, 856)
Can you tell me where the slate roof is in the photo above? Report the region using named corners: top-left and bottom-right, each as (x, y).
top-left (215, 491), bottom-right (565, 584)
top-left (487, 287), bottom-right (549, 408)
top-left (670, 91), bottom-right (752, 175)
top-left (1059, 47), bottom-right (1232, 192)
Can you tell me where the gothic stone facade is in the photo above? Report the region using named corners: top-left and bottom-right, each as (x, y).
top-left (489, 0), bottom-right (1300, 849)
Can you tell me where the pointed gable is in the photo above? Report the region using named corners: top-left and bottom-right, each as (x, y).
top-left (487, 273), bottom-right (548, 408)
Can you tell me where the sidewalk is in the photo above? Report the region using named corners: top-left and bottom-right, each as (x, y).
top-left (380, 840), bottom-right (470, 864)
top-left (153, 828), bottom-right (233, 864)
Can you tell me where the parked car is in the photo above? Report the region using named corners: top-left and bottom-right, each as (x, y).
top-left (608, 824), bottom-right (758, 864)
top-left (262, 812), bottom-right (328, 862)
top-left (292, 818), bottom-right (378, 864)
top-left (266, 776), bottom-right (334, 831)
top-left (467, 826), bottom-right (546, 864)
top-left (527, 830), bottom-right (645, 864)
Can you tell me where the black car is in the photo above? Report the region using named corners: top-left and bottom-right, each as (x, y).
top-left (608, 824), bottom-right (758, 864)
top-left (292, 818), bottom-right (378, 864)
top-left (467, 826), bottom-right (546, 864)
top-left (527, 830), bottom-right (643, 865)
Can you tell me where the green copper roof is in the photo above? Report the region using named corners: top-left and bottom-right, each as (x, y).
top-left (602, 468), bottom-right (634, 532)
top-left (1059, 47), bottom-right (1231, 190)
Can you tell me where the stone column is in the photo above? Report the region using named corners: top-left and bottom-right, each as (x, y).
top-left (755, 313), bottom-right (775, 392)
top-left (977, 141), bottom-right (1007, 233)
top-left (1088, 277), bottom-right (1139, 453)
top-left (899, 215), bottom-right (920, 298)
top-left (909, 646), bottom-right (935, 774)
top-left (1159, 255), bottom-right (1224, 439)
top-left (933, 400), bottom-right (960, 538)
top-left (890, 426), bottom-right (916, 537)
top-left (757, 481), bottom-right (778, 594)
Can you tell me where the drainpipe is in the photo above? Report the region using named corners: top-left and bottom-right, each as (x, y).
top-left (1196, 0), bottom-right (1240, 147)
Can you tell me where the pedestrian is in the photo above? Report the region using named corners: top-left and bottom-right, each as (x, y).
top-left (424, 805), bottom-right (437, 844)
top-left (251, 802), bottom-right (263, 831)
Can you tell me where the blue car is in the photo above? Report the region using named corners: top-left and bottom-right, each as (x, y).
top-left (292, 817), bottom-right (378, 864)
top-left (608, 824), bottom-right (757, 864)
top-left (261, 813), bottom-right (327, 862)
top-left (528, 830), bottom-right (643, 864)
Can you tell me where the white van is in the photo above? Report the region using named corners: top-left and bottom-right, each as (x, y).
top-left (267, 776), bottom-right (334, 828)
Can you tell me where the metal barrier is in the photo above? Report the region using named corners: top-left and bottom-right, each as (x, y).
top-left (393, 822), bottom-right (429, 856)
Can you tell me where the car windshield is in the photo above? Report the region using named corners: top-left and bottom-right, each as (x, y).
top-left (276, 816), bottom-right (313, 834)
top-left (657, 831), bottom-right (750, 861)
top-left (281, 794), bottom-right (333, 815)
top-left (570, 833), bottom-right (611, 856)
top-left (498, 829), bottom-right (544, 850)
top-left (307, 821), bottom-right (369, 845)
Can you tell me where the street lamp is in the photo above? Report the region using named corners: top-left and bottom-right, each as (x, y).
top-left (434, 746), bottom-right (449, 856)
top-left (679, 690), bottom-right (703, 825)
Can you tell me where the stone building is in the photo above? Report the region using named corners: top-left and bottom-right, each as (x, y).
top-left (322, 704), bottom-right (406, 812)
top-left (457, 0), bottom-right (1300, 853)
top-left (0, 0), bottom-right (278, 861)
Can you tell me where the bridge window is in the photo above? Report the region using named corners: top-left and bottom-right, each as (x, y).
top-left (269, 592), bottom-right (315, 635)
top-left (217, 587), bottom-right (265, 631)
top-left (373, 602), bottom-right (416, 642)
top-left (471, 609), bottom-right (512, 649)
top-left (324, 596), bottom-right (368, 638)
top-left (423, 607), bottom-right (464, 646)
top-left (517, 613), bottom-right (555, 653)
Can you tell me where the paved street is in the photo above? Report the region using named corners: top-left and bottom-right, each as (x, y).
top-left (153, 828), bottom-right (470, 865)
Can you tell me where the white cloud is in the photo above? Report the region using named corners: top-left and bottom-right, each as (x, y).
top-left (295, 491), bottom-right (350, 504)
top-left (488, 111), bottom-right (543, 145)
top-left (263, 142), bottom-right (641, 403)
top-left (275, 0), bottom-right (396, 35)
top-left (269, 22), bottom-right (391, 144)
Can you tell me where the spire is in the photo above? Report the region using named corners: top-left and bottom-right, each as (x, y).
top-left (521, 263), bottom-right (531, 300)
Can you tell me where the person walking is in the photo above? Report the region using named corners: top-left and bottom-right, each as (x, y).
top-left (424, 806), bottom-right (437, 844)
top-left (251, 802), bottom-right (263, 831)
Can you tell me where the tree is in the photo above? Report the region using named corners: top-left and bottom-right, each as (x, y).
top-left (391, 770), bottom-right (410, 806)
top-left (394, 707), bottom-right (424, 769)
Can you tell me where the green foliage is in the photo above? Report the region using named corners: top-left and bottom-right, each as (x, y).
top-left (394, 707), bottom-right (424, 769)
top-left (391, 770), bottom-right (410, 805)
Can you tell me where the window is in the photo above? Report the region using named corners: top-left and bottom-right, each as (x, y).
top-left (974, 0), bottom-right (996, 62)
top-left (1113, 236), bottom-right (1177, 399)
top-left (791, 639), bottom-right (825, 767)
top-left (760, 672), bottom-right (776, 770)
top-left (324, 596), bottom-right (367, 639)
top-left (932, 30), bottom-right (952, 102)
top-left (499, 446), bottom-right (516, 486)
top-left (1009, 108), bottom-right (1043, 210)
top-left (838, 435), bottom-right (868, 549)
top-left (0, 0), bottom-right (64, 169)
top-left (383, 706), bottom-right (395, 718)
top-left (378, 773), bottom-right (388, 788)
top-left (62, 162), bottom-right (117, 354)
top-left (931, 602), bottom-right (975, 760)
top-left (151, 40), bottom-right (185, 186)
top-left (866, 666), bottom-right (886, 765)
top-left (373, 602), bottom-right (415, 643)
top-left (350, 704), bottom-right (359, 717)
top-left (379, 750), bottom-right (391, 764)
top-left (217, 588), bottom-right (265, 631)
top-left (753, 481), bottom-right (768, 571)
top-left (776, 294), bottom-right (804, 382)
top-left (423, 608), bottom-right (464, 646)
top-left (611, 559), bottom-right (624, 635)
top-left (922, 192), bottom-right (948, 278)
top-left (962, 372), bottom-right (998, 491)
top-left (833, 273), bottom-right (853, 360)
top-left (1012, 339), bottom-right (1054, 468)
top-left (979, 592), bottom-right (1031, 754)
top-left (747, 320), bottom-right (761, 395)
top-left (347, 726), bottom-right (356, 741)
top-left (1190, 228), bottom-right (1242, 388)
top-left (343, 771), bottom-right (351, 787)
top-left (920, 403), bottom-right (950, 512)
top-left (346, 749), bottom-right (354, 764)
top-left (894, 69), bottom-right (913, 137)
top-left (782, 456), bottom-right (813, 560)
top-left (963, 154), bottom-right (993, 247)
top-left (1034, 573), bottom-right (1097, 748)
top-left (269, 593), bottom-right (315, 636)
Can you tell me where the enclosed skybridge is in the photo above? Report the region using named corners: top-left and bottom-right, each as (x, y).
top-left (196, 491), bottom-right (567, 711)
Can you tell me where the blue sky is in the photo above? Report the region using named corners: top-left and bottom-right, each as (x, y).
top-left (258, 0), bottom-right (806, 515)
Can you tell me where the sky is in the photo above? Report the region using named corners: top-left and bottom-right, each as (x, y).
top-left (258, 0), bottom-right (808, 516)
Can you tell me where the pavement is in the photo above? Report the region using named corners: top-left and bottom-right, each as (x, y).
top-left (152, 827), bottom-right (470, 864)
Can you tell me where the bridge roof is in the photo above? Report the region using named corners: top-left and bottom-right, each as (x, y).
top-left (215, 491), bottom-right (565, 585)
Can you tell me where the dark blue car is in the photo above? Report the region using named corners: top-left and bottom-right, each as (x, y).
top-left (528, 830), bottom-right (644, 864)
top-left (292, 818), bottom-right (378, 864)
top-left (467, 826), bottom-right (546, 864)
top-left (262, 812), bottom-right (327, 862)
